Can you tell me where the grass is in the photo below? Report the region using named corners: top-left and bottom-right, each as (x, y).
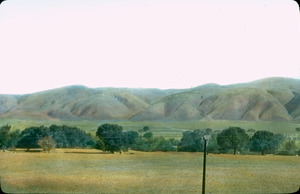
top-left (1, 119), bottom-right (300, 139)
top-left (1, 149), bottom-right (299, 193)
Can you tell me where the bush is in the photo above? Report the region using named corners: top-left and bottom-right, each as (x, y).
top-left (38, 136), bottom-right (56, 153)
top-left (131, 136), bottom-right (176, 152)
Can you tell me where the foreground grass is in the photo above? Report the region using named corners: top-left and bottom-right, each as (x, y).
top-left (1, 149), bottom-right (299, 193)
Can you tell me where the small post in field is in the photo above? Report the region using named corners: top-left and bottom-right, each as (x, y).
top-left (202, 135), bottom-right (210, 194)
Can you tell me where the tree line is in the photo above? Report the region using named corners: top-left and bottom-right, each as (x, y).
top-left (0, 125), bottom-right (95, 152)
top-left (178, 127), bottom-right (287, 155)
top-left (1, 124), bottom-right (299, 155)
top-left (95, 124), bottom-right (177, 153)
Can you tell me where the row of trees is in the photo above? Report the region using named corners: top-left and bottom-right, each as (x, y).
top-left (178, 127), bottom-right (292, 155)
top-left (1, 124), bottom-right (298, 155)
top-left (95, 124), bottom-right (298, 155)
top-left (95, 124), bottom-right (177, 153)
top-left (1, 125), bottom-right (95, 152)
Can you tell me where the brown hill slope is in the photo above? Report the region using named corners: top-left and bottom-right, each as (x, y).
top-left (131, 77), bottom-right (300, 121)
top-left (0, 86), bottom-right (173, 121)
top-left (0, 77), bottom-right (300, 121)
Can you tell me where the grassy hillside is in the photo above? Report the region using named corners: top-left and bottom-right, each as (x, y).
top-left (0, 86), bottom-right (172, 121)
top-left (131, 87), bottom-right (293, 121)
top-left (285, 92), bottom-right (300, 120)
top-left (1, 77), bottom-right (300, 122)
top-left (131, 77), bottom-right (300, 121)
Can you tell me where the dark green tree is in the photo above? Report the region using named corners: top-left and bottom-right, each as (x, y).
top-left (217, 127), bottom-right (249, 155)
top-left (177, 131), bottom-right (198, 152)
top-left (17, 125), bottom-right (95, 150)
top-left (124, 131), bottom-right (139, 147)
top-left (49, 125), bottom-right (95, 148)
top-left (0, 125), bottom-right (21, 150)
top-left (95, 139), bottom-right (106, 150)
top-left (142, 126), bottom-right (150, 132)
top-left (250, 130), bottom-right (285, 155)
top-left (143, 132), bottom-right (153, 139)
top-left (131, 137), bottom-right (150, 151)
top-left (96, 124), bottom-right (127, 154)
top-left (138, 126), bottom-right (151, 137)
top-left (17, 126), bottom-right (50, 150)
top-left (169, 138), bottom-right (180, 147)
top-left (7, 129), bottom-right (21, 149)
top-left (0, 125), bottom-right (11, 149)
top-left (177, 129), bottom-right (212, 152)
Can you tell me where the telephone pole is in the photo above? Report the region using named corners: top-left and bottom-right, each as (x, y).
top-left (202, 135), bottom-right (210, 194)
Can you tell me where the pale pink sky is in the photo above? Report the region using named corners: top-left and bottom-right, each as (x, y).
top-left (0, 0), bottom-right (299, 94)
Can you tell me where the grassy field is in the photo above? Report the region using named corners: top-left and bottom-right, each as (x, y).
top-left (1, 119), bottom-right (300, 139)
top-left (1, 149), bottom-right (299, 193)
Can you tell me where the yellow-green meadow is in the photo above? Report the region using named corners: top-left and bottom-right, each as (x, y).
top-left (1, 149), bottom-right (299, 193)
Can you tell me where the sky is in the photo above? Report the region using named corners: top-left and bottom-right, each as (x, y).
top-left (0, 0), bottom-right (299, 94)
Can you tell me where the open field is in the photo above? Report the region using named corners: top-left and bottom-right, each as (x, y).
top-left (1, 149), bottom-right (299, 193)
top-left (1, 119), bottom-right (300, 139)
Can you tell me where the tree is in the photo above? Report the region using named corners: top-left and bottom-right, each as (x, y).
top-left (138, 126), bottom-right (151, 137)
top-left (0, 125), bottom-right (21, 150)
top-left (217, 127), bottom-right (249, 155)
top-left (283, 138), bottom-right (297, 155)
top-left (0, 125), bottom-right (11, 149)
top-left (169, 138), bottom-right (180, 147)
top-left (124, 131), bottom-right (139, 147)
top-left (7, 129), bottom-right (21, 149)
top-left (178, 131), bottom-right (198, 152)
top-left (250, 131), bottom-right (285, 155)
top-left (154, 137), bottom-right (176, 152)
top-left (143, 126), bottom-right (150, 132)
top-left (131, 137), bottom-right (150, 151)
top-left (178, 129), bottom-right (212, 152)
top-left (38, 136), bottom-right (56, 153)
top-left (95, 139), bottom-right (106, 150)
top-left (96, 124), bottom-right (127, 154)
top-left (49, 125), bottom-right (95, 148)
top-left (143, 132), bottom-right (153, 139)
top-left (135, 136), bottom-right (176, 152)
top-left (17, 126), bottom-right (50, 150)
top-left (17, 125), bottom-right (95, 150)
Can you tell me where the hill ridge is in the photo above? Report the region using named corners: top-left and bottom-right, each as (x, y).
top-left (1, 77), bottom-right (300, 121)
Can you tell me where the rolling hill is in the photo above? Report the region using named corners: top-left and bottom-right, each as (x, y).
top-left (0, 77), bottom-right (300, 122)
top-left (0, 86), bottom-right (177, 121)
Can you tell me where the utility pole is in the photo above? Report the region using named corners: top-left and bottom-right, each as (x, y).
top-left (202, 135), bottom-right (210, 194)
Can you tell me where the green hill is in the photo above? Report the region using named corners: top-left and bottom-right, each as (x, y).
top-left (0, 77), bottom-right (300, 122)
top-left (131, 77), bottom-right (300, 121)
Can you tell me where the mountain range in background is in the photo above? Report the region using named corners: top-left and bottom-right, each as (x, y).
top-left (0, 77), bottom-right (300, 122)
